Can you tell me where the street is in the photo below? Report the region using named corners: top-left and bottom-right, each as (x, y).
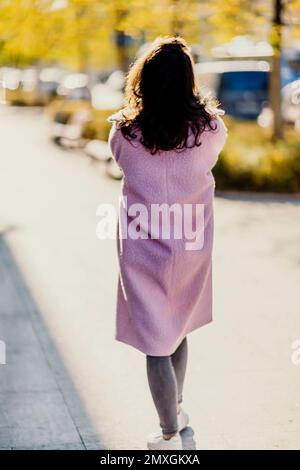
top-left (0, 106), bottom-right (300, 450)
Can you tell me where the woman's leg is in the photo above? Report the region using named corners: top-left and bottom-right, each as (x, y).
top-left (146, 355), bottom-right (178, 437)
top-left (171, 337), bottom-right (188, 408)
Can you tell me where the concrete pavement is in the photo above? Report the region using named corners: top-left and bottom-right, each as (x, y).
top-left (0, 232), bottom-right (101, 449)
top-left (0, 106), bottom-right (300, 449)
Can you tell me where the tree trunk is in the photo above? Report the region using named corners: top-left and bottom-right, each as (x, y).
top-left (269, 0), bottom-right (284, 140)
top-left (171, 0), bottom-right (180, 36)
top-left (115, 30), bottom-right (130, 72)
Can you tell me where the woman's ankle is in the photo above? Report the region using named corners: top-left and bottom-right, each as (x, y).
top-left (162, 431), bottom-right (178, 440)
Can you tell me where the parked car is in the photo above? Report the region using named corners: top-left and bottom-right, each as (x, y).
top-left (105, 157), bottom-right (123, 180)
top-left (2, 66), bottom-right (66, 106)
top-left (81, 82), bottom-right (123, 167)
top-left (105, 70), bottom-right (125, 92)
top-left (281, 48), bottom-right (300, 87)
top-left (2, 68), bottom-right (23, 104)
top-left (282, 79), bottom-right (300, 126)
top-left (47, 71), bottom-right (124, 149)
top-left (47, 73), bottom-right (92, 145)
top-left (84, 139), bottom-right (111, 162)
top-left (47, 73), bottom-right (91, 116)
top-left (3, 68), bottom-right (42, 105)
top-left (19, 68), bottom-right (41, 106)
top-left (81, 82), bottom-right (123, 141)
top-left (39, 67), bottom-right (65, 105)
top-left (52, 108), bottom-right (92, 148)
top-left (195, 60), bottom-right (270, 120)
top-left (258, 79), bottom-right (300, 129)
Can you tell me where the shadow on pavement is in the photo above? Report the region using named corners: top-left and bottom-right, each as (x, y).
top-left (0, 231), bottom-right (103, 450)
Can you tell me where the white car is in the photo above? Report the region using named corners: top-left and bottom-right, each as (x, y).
top-left (282, 79), bottom-right (300, 126)
top-left (258, 80), bottom-right (300, 130)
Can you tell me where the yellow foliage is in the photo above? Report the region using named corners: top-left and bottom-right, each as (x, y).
top-left (214, 119), bottom-right (300, 193)
top-left (0, 1), bottom-right (299, 70)
top-left (0, 0), bottom-right (202, 69)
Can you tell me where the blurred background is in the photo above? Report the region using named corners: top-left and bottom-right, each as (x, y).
top-left (0, 0), bottom-right (300, 451)
top-left (0, 0), bottom-right (300, 189)
top-left (0, 0), bottom-right (300, 192)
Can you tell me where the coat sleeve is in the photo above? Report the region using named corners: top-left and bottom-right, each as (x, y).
top-left (108, 119), bottom-right (122, 165)
top-left (202, 115), bottom-right (228, 170)
top-left (206, 115), bottom-right (228, 167)
top-left (108, 109), bottom-right (127, 165)
top-left (210, 115), bottom-right (228, 156)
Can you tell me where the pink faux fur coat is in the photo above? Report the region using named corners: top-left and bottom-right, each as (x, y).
top-left (109, 113), bottom-right (228, 355)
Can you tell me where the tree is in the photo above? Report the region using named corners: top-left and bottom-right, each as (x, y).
top-left (208, 0), bottom-right (300, 141)
top-left (270, 0), bottom-right (283, 140)
top-left (1, 0), bottom-right (299, 139)
top-left (0, 0), bottom-right (54, 66)
top-left (0, 0), bottom-right (203, 70)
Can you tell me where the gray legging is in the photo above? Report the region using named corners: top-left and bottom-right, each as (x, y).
top-left (146, 337), bottom-right (188, 435)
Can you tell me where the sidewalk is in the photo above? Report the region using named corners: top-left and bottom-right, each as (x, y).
top-left (0, 106), bottom-right (300, 449)
top-left (0, 234), bottom-right (101, 449)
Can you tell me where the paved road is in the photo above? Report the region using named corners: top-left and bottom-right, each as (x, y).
top-left (0, 106), bottom-right (300, 449)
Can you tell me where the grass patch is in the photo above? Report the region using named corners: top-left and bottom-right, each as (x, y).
top-left (214, 118), bottom-right (300, 193)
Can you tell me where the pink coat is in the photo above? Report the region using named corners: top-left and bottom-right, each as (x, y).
top-left (109, 114), bottom-right (228, 356)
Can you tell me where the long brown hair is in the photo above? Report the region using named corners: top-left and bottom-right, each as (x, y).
top-left (118, 36), bottom-right (220, 154)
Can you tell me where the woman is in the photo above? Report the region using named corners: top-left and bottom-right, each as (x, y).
top-left (108, 36), bottom-right (227, 450)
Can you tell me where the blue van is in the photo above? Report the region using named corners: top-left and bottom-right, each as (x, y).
top-left (195, 60), bottom-right (270, 120)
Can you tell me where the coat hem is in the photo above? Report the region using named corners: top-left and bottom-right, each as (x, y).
top-left (115, 317), bottom-right (213, 356)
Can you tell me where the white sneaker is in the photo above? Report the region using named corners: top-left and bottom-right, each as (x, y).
top-left (178, 408), bottom-right (189, 432)
top-left (147, 432), bottom-right (182, 450)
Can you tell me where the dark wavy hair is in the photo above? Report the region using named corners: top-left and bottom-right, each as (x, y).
top-left (118, 36), bottom-right (220, 154)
